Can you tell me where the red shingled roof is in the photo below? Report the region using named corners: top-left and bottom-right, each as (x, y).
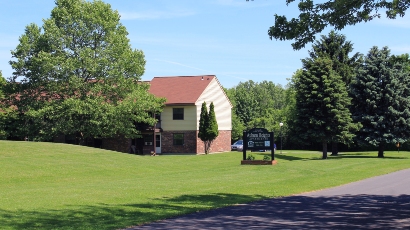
top-left (148, 75), bottom-right (215, 105)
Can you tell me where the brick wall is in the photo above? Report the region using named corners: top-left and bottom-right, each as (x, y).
top-left (161, 130), bottom-right (231, 154)
top-left (196, 130), bottom-right (231, 154)
top-left (161, 130), bottom-right (197, 153)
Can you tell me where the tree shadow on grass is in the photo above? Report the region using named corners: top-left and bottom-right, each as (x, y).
top-left (255, 152), bottom-right (307, 161)
top-left (273, 154), bottom-right (307, 161)
top-left (328, 152), bottom-right (408, 160)
top-left (2, 193), bottom-right (409, 229)
top-left (131, 194), bottom-right (410, 229)
top-left (0, 193), bottom-right (267, 230)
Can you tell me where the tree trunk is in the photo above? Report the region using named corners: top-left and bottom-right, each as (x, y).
top-left (204, 140), bottom-right (212, 154)
top-left (378, 142), bottom-right (385, 158)
top-left (331, 142), bottom-right (338, 156)
top-left (204, 141), bottom-right (209, 154)
top-left (322, 141), bottom-right (328, 159)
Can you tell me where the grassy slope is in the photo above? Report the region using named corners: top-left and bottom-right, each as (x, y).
top-left (1, 141), bottom-right (409, 229)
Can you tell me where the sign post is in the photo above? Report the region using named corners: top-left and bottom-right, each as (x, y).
top-left (242, 128), bottom-right (276, 165)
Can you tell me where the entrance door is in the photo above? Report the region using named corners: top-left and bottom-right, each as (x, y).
top-left (155, 134), bottom-right (161, 154)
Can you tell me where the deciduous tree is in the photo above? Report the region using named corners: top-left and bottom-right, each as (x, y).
top-left (7, 0), bottom-right (164, 142)
top-left (0, 71), bottom-right (8, 139)
top-left (246, 0), bottom-right (410, 50)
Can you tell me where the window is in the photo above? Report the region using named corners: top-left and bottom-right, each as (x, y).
top-left (173, 108), bottom-right (184, 120)
top-left (173, 133), bottom-right (184, 145)
top-left (144, 134), bottom-right (153, 145)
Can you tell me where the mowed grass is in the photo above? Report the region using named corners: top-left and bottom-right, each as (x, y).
top-left (1, 141), bottom-right (409, 230)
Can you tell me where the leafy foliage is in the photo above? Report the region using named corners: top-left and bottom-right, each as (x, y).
top-left (0, 71), bottom-right (8, 139)
top-left (246, 154), bottom-right (255, 160)
top-left (228, 80), bottom-right (290, 143)
top-left (263, 0), bottom-right (410, 50)
top-left (350, 46), bottom-right (410, 157)
top-left (231, 112), bottom-right (245, 141)
top-left (6, 0), bottom-right (165, 142)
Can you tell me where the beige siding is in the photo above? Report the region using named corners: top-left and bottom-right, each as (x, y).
top-left (196, 78), bottom-right (232, 130)
top-left (161, 106), bottom-right (197, 131)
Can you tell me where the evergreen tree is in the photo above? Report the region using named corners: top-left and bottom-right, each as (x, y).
top-left (303, 30), bottom-right (361, 155)
top-left (207, 102), bottom-right (219, 142)
top-left (350, 46), bottom-right (410, 157)
top-left (304, 30), bottom-right (361, 84)
top-left (295, 57), bottom-right (356, 159)
top-left (198, 101), bottom-right (219, 154)
top-left (198, 101), bottom-right (209, 142)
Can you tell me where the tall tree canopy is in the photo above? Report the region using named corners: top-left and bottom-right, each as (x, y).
top-left (230, 81), bottom-right (287, 127)
top-left (350, 46), bottom-right (410, 157)
top-left (227, 80), bottom-right (290, 145)
top-left (294, 57), bottom-right (355, 159)
top-left (302, 30), bottom-right (361, 154)
top-left (303, 30), bottom-right (361, 84)
top-left (248, 0), bottom-right (410, 50)
top-left (7, 0), bottom-right (164, 142)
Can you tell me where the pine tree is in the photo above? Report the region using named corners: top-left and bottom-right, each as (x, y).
top-left (198, 101), bottom-right (219, 154)
top-left (295, 57), bottom-right (355, 159)
top-left (303, 30), bottom-right (361, 155)
top-left (198, 102), bottom-right (209, 142)
top-left (350, 46), bottom-right (410, 158)
top-left (304, 30), bottom-right (361, 84)
top-left (207, 102), bottom-right (219, 143)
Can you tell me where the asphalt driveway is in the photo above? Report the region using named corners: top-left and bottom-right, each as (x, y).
top-left (126, 169), bottom-right (410, 229)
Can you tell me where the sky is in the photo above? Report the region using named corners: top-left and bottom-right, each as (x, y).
top-left (1, 0), bottom-right (409, 89)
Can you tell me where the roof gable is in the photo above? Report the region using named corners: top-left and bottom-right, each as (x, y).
top-left (148, 75), bottom-right (215, 105)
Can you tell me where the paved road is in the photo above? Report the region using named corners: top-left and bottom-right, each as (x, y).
top-left (127, 169), bottom-right (410, 229)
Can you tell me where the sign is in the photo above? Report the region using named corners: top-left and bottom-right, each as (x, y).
top-left (246, 128), bottom-right (272, 149)
top-left (243, 128), bottom-right (275, 161)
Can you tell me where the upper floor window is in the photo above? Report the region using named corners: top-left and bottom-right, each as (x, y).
top-left (173, 108), bottom-right (184, 120)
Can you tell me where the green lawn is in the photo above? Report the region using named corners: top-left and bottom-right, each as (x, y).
top-left (1, 141), bottom-right (409, 230)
